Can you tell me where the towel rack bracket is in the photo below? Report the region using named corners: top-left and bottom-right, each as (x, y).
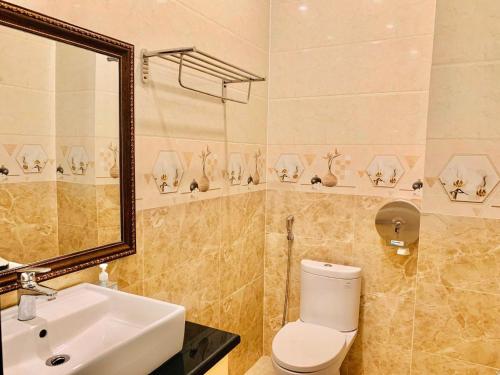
top-left (141, 47), bottom-right (265, 104)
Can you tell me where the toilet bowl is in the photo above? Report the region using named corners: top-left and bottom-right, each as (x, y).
top-left (271, 260), bottom-right (361, 375)
top-left (271, 322), bottom-right (356, 375)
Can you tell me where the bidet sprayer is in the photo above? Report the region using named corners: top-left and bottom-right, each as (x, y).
top-left (286, 215), bottom-right (294, 241)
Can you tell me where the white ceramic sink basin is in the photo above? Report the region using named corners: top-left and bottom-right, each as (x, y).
top-left (1, 283), bottom-right (185, 375)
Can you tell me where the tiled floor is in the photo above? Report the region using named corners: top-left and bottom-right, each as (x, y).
top-left (245, 356), bottom-right (274, 375)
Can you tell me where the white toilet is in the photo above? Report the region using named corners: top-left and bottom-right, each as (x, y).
top-left (271, 259), bottom-right (361, 375)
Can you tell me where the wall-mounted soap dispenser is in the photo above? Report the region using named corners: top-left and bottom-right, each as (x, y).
top-left (375, 200), bottom-right (420, 256)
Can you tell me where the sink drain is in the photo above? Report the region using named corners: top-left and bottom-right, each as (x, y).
top-left (45, 354), bottom-right (70, 367)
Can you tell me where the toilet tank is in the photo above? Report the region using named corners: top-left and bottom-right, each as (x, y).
top-left (300, 259), bottom-right (361, 332)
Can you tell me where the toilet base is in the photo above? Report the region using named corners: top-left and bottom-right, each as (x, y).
top-left (271, 357), bottom-right (340, 375)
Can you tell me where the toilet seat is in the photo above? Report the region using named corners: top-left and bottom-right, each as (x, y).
top-left (272, 322), bottom-right (346, 373)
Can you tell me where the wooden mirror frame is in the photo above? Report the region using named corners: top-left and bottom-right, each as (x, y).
top-left (0, 1), bottom-right (135, 293)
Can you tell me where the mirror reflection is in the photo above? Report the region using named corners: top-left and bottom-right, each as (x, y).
top-left (0, 25), bottom-right (121, 271)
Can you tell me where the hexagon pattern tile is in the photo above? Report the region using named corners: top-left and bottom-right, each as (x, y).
top-left (227, 153), bottom-right (245, 185)
top-left (366, 155), bottom-right (405, 188)
top-left (66, 146), bottom-right (90, 176)
top-left (16, 144), bottom-right (48, 174)
top-left (439, 154), bottom-right (499, 203)
top-left (152, 151), bottom-right (184, 194)
top-left (274, 153), bottom-right (304, 183)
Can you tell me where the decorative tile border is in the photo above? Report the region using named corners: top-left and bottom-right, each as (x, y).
top-left (266, 144), bottom-right (425, 200)
top-left (0, 136), bottom-right (55, 183)
top-left (16, 144), bottom-right (48, 174)
top-left (152, 150), bottom-right (184, 194)
top-left (6, 135), bottom-right (497, 218)
top-left (226, 152), bottom-right (245, 186)
top-left (366, 155), bottom-right (405, 188)
top-left (423, 139), bottom-right (500, 219)
top-left (66, 145), bottom-right (89, 176)
top-left (0, 135), bottom-right (121, 186)
top-left (273, 153), bottom-right (304, 183)
top-left (438, 154), bottom-right (499, 203)
top-left (135, 136), bottom-right (267, 211)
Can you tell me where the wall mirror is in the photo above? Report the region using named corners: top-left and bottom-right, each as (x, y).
top-left (0, 1), bottom-right (135, 293)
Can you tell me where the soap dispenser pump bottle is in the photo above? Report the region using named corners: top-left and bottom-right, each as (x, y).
top-left (99, 263), bottom-right (109, 287)
top-left (96, 263), bottom-right (118, 290)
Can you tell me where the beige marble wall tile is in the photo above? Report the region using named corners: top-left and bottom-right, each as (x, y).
top-left (220, 191), bottom-right (265, 299)
top-left (191, 301), bottom-right (221, 330)
top-left (353, 241), bottom-right (417, 296)
top-left (56, 181), bottom-right (99, 255)
top-left (266, 190), bottom-right (355, 242)
top-left (0, 182), bottom-right (59, 264)
top-left (246, 356), bottom-right (274, 375)
top-left (55, 90), bottom-right (95, 138)
top-left (55, 42), bottom-right (95, 93)
top-left (418, 214), bottom-right (500, 294)
top-left (94, 91), bottom-right (119, 138)
top-left (432, 0), bottom-right (500, 65)
top-left (94, 53), bottom-right (119, 94)
top-left (142, 197), bottom-right (222, 278)
top-left (221, 277), bottom-right (264, 375)
top-left (263, 232), bottom-right (288, 355)
top-left (411, 351), bottom-right (499, 375)
top-left (268, 92), bottom-right (429, 145)
top-left (143, 245), bottom-right (220, 321)
top-left (0, 181), bottom-right (135, 296)
top-left (97, 226), bottom-right (121, 247)
top-left (226, 96), bottom-right (268, 145)
top-left (141, 191), bottom-right (264, 372)
top-left (427, 63), bottom-right (500, 140)
top-left (96, 184), bottom-right (121, 228)
top-left (270, 36), bottom-right (433, 99)
top-left (0, 290), bottom-right (17, 309)
top-left (413, 283), bottom-right (500, 368)
top-left (358, 291), bottom-right (415, 351)
top-left (0, 25), bottom-right (55, 91)
top-left (344, 340), bottom-right (412, 375)
top-left (176, 0), bottom-right (270, 51)
top-left (12, 0), bottom-right (269, 78)
top-left (56, 181), bottom-right (97, 228)
top-left (270, 0), bottom-right (435, 52)
top-left (58, 223), bottom-right (98, 255)
top-left (0, 86), bottom-right (54, 137)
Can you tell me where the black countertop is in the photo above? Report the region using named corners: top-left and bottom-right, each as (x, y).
top-left (150, 321), bottom-right (240, 375)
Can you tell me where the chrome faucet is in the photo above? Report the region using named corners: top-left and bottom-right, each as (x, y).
top-left (17, 268), bottom-right (57, 321)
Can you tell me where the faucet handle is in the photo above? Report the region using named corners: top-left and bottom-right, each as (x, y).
top-left (17, 267), bottom-right (51, 284)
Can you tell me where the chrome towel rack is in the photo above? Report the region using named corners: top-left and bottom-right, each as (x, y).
top-left (141, 47), bottom-right (266, 104)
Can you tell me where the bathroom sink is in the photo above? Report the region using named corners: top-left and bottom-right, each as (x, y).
top-left (1, 283), bottom-right (185, 375)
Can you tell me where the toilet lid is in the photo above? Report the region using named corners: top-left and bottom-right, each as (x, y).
top-left (272, 322), bottom-right (346, 372)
